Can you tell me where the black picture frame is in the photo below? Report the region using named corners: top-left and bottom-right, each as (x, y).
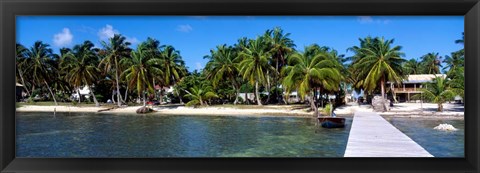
top-left (1, 0), bottom-right (479, 172)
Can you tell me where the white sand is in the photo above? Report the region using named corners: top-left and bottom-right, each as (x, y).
top-left (16, 102), bottom-right (464, 118)
top-left (17, 105), bottom-right (105, 113)
top-left (154, 106), bottom-right (312, 117)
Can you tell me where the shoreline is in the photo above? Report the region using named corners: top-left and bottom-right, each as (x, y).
top-left (16, 103), bottom-right (464, 119)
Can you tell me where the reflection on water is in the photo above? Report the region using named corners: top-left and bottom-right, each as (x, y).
top-left (385, 117), bottom-right (464, 157)
top-left (16, 112), bottom-right (352, 158)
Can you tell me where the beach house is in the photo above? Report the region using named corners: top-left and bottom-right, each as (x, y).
top-left (389, 74), bottom-right (447, 103)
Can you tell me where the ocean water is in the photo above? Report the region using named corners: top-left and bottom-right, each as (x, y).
top-left (386, 117), bottom-right (464, 157)
top-left (16, 112), bottom-right (352, 158)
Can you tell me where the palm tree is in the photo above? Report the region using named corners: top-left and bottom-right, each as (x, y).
top-left (264, 27), bottom-right (296, 103)
top-left (60, 41), bottom-right (101, 106)
top-left (204, 44), bottom-right (241, 104)
top-left (233, 37), bottom-right (251, 104)
top-left (282, 45), bottom-right (342, 116)
top-left (99, 34), bottom-right (132, 107)
top-left (237, 37), bottom-right (275, 105)
top-left (22, 41), bottom-right (59, 105)
top-left (142, 38), bottom-right (164, 102)
top-left (16, 43), bottom-right (31, 96)
top-left (415, 76), bottom-right (456, 112)
top-left (159, 45), bottom-right (187, 104)
top-left (120, 43), bottom-right (163, 106)
top-left (443, 51), bottom-right (464, 78)
top-left (403, 58), bottom-right (422, 75)
top-left (184, 85), bottom-right (218, 107)
top-left (350, 37), bottom-right (406, 99)
top-left (420, 52), bottom-right (442, 74)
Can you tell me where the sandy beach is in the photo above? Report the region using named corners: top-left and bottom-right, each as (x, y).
top-left (16, 102), bottom-right (464, 119)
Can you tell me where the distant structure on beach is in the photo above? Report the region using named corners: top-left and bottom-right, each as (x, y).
top-left (389, 74), bottom-right (447, 103)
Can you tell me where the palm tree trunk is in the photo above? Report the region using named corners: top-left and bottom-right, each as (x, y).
top-left (381, 77), bottom-right (386, 99)
top-left (255, 81), bottom-right (262, 106)
top-left (266, 71), bottom-right (271, 104)
top-left (233, 85), bottom-right (239, 105)
top-left (111, 90), bottom-right (116, 104)
top-left (309, 93), bottom-right (318, 117)
top-left (199, 97), bottom-right (204, 106)
top-left (18, 69), bottom-right (31, 96)
top-left (124, 85), bottom-right (129, 103)
top-left (115, 57), bottom-right (122, 107)
top-left (438, 103), bottom-right (443, 112)
top-left (319, 88), bottom-right (324, 108)
top-left (89, 86), bottom-right (100, 107)
top-left (245, 92), bottom-right (249, 105)
top-left (44, 80), bottom-right (58, 106)
top-left (143, 85), bottom-right (147, 107)
top-left (77, 88), bottom-right (81, 103)
top-left (30, 85), bottom-right (35, 99)
top-left (276, 59), bottom-right (280, 104)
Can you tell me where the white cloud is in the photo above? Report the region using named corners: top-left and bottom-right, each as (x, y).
top-left (97, 24), bottom-right (139, 45)
top-left (177, 24), bottom-right (193, 33)
top-left (195, 62), bottom-right (203, 71)
top-left (357, 16), bottom-right (391, 25)
top-left (53, 28), bottom-right (73, 47)
top-left (98, 24), bottom-right (119, 40)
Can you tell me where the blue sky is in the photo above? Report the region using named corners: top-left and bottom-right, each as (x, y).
top-left (17, 16), bottom-right (464, 72)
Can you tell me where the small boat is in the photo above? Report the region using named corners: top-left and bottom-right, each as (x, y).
top-left (318, 117), bottom-right (346, 128)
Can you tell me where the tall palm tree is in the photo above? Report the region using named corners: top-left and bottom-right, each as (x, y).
top-left (282, 45), bottom-right (342, 116)
top-left (99, 34), bottom-right (132, 107)
top-left (420, 52), bottom-right (442, 74)
top-left (142, 38), bottom-right (164, 102)
top-left (16, 43), bottom-right (31, 96)
top-left (350, 37), bottom-right (406, 99)
top-left (204, 44), bottom-right (241, 104)
top-left (22, 41), bottom-right (59, 105)
top-left (237, 37), bottom-right (275, 105)
top-left (233, 37), bottom-right (251, 104)
top-left (415, 76), bottom-right (456, 112)
top-left (60, 41), bottom-right (101, 106)
top-left (264, 27), bottom-right (296, 103)
top-left (120, 43), bottom-right (163, 106)
top-left (159, 45), bottom-right (187, 104)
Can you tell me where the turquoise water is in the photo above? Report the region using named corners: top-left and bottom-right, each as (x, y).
top-left (386, 117), bottom-right (464, 157)
top-left (16, 112), bottom-right (352, 157)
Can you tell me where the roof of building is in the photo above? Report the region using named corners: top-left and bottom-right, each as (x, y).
top-left (403, 74), bottom-right (446, 84)
top-left (387, 74), bottom-right (446, 84)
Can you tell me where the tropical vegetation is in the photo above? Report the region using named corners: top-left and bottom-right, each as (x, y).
top-left (15, 28), bottom-right (464, 114)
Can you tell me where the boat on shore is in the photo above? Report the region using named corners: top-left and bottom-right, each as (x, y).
top-left (318, 117), bottom-right (346, 128)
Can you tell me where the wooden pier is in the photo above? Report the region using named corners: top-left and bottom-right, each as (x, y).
top-left (344, 111), bottom-right (433, 157)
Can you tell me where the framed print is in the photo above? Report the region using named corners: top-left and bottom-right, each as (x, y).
top-left (1, 0), bottom-right (479, 172)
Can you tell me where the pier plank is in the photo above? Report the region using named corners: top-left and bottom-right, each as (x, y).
top-left (344, 111), bottom-right (433, 157)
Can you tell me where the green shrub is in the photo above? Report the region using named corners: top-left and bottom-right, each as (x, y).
top-left (322, 103), bottom-right (333, 116)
